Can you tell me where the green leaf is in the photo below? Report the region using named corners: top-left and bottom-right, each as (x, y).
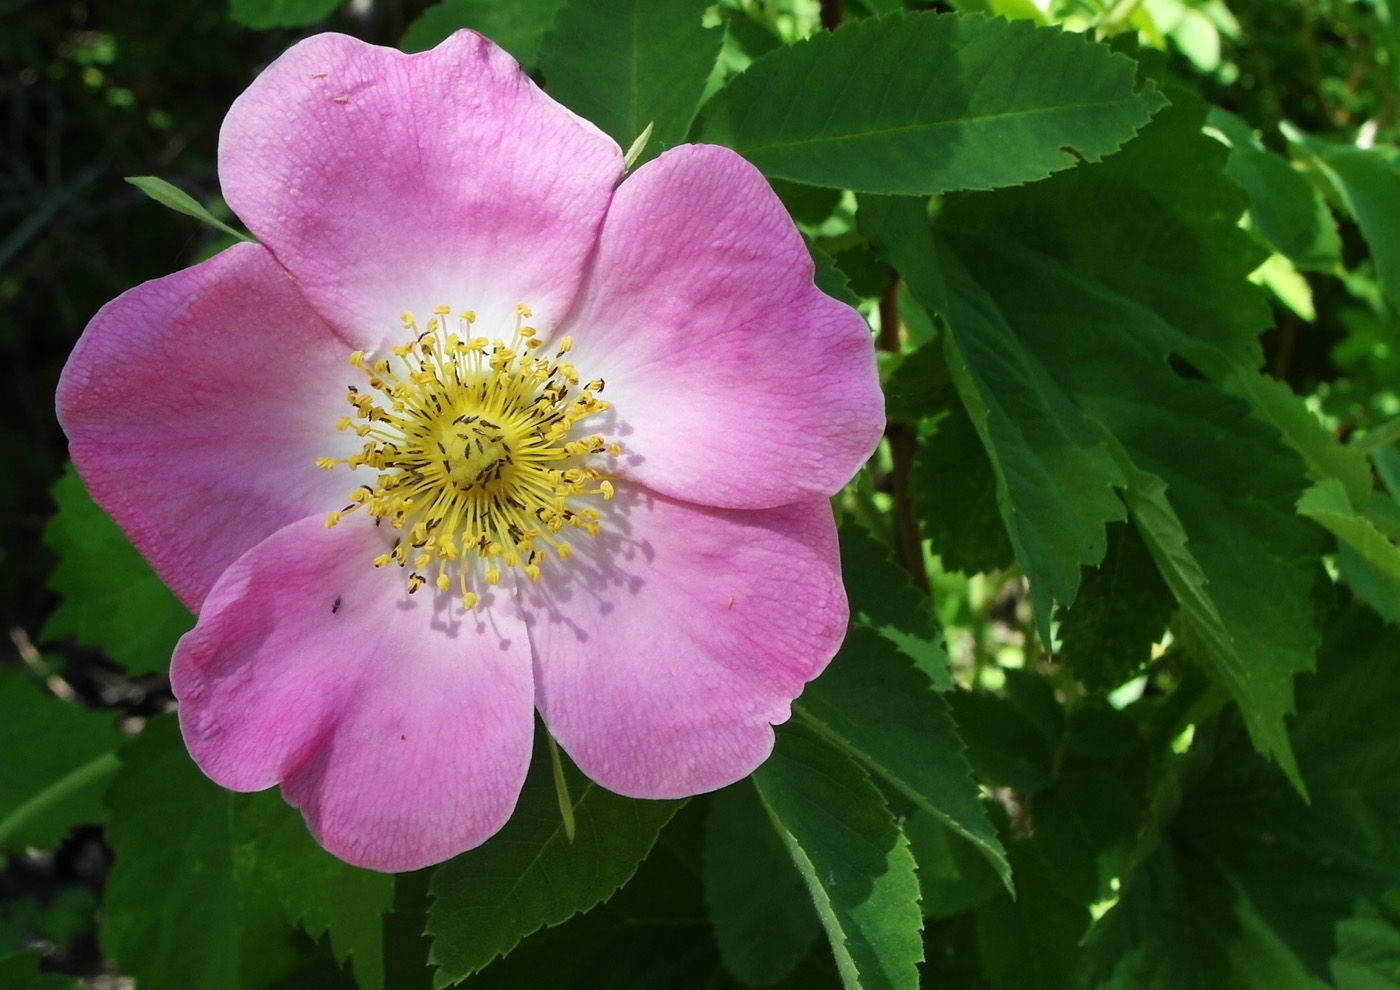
top-left (101, 718), bottom-right (241, 990)
top-left (42, 463), bottom-right (194, 677)
top-left (400, 0), bottom-right (568, 67)
top-left (1223, 368), bottom-right (1373, 507)
top-left (865, 200), bottom-right (1126, 636)
top-left (974, 843), bottom-right (1091, 990)
top-left (704, 784), bottom-right (821, 986)
top-left (699, 12), bottom-right (1165, 195)
top-left (940, 86), bottom-right (1270, 364)
top-left (1029, 770), bottom-right (1139, 906)
top-left (753, 723), bottom-right (924, 990)
top-left (538, 0), bottom-right (721, 159)
top-left (903, 811), bottom-right (1002, 920)
top-left (1298, 478), bottom-right (1400, 619)
top-left (797, 627), bottom-right (1007, 887)
top-left (232, 790), bottom-right (394, 990)
top-left (947, 688), bottom-right (1054, 793)
top-left (1333, 911), bottom-right (1400, 990)
top-left (929, 93), bottom-right (1323, 785)
top-left (1057, 521), bottom-right (1174, 692)
top-left (838, 521), bottom-right (949, 688)
top-left (426, 727), bottom-right (683, 984)
top-left (0, 666), bottom-right (123, 852)
top-left (1081, 602), bottom-right (1400, 986)
top-left (0, 951), bottom-right (79, 990)
top-left (810, 243), bottom-right (862, 310)
top-left (946, 243), bottom-right (1126, 629)
top-left (1284, 125), bottom-right (1400, 306)
top-left (910, 377), bottom-right (1018, 577)
top-left (126, 176), bottom-right (253, 242)
top-left (1206, 108), bottom-right (1341, 270)
top-left (227, 0), bottom-right (341, 29)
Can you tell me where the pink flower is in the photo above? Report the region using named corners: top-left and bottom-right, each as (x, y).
top-left (56, 31), bottom-right (882, 872)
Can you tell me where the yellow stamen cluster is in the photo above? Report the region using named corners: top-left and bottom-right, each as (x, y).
top-left (317, 304), bottom-right (619, 609)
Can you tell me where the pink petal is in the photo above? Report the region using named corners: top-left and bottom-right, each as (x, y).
top-left (559, 145), bottom-right (884, 510)
top-left (525, 484), bottom-right (847, 798)
top-left (56, 242), bottom-right (365, 611)
top-left (171, 515), bottom-right (534, 872)
top-left (219, 31), bottom-right (624, 349)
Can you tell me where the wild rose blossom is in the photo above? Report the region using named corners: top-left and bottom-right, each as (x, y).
top-left (55, 31), bottom-right (883, 872)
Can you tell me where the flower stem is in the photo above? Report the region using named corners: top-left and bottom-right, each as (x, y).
top-left (546, 732), bottom-right (576, 844)
top-left (0, 750), bottom-right (121, 849)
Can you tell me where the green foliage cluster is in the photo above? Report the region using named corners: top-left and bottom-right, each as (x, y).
top-left (9, 0), bottom-right (1400, 987)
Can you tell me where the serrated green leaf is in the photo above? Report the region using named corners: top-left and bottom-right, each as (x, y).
top-left (1057, 520), bottom-right (1174, 692)
top-left (538, 0), bottom-right (720, 159)
top-left (1224, 368), bottom-right (1373, 506)
top-left (940, 86), bottom-right (1270, 364)
top-left (42, 463), bottom-right (193, 677)
top-left (1284, 125), bottom-right (1400, 306)
top-left (426, 727), bottom-right (682, 985)
top-left (810, 243), bottom-right (861, 310)
top-left (704, 784), bottom-right (821, 986)
top-left (1299, 478), bottom-right (1400, 618)
top-left (838, 521), bottom-right (949, 688)
top-left (866, 199), bottom-right (1126, 636)
top-left (0, 666), bottom-right (123, 852)
top-left (227, 0), bottom-right (341, 29)
top-left (1206, 108), bottom-right (1341, 270)
top-left (102, 717), bottom-right (240, 990)
top-left (931, 94), bottom-right (1323, 786)
top-left (797, 627), bottom-right (1006, 887)
top-left (232, 790), bottom-right (394, 990)
top-left (903, 811), bottom-right (1001, 920)
top-left (126, 177), bottom-right (253, 242)
top-left (400, 0), bottom-right (567, 67)
top-left (1081, 603), bottom-right (1400, 986)
top-left (699, 12), bottom-right (1165, 195)
top-left (910, 377), bottom-right (1018, 576)
top-left (1110, 427), bottom-right (1310, 792)
top-left (453, 799), bottom-right (818, 990)
top-left (753, 723), bottom-right (923, 990)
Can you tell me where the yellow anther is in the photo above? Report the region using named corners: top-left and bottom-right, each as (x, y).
top-left (319, 300), bottom-right (620, 605)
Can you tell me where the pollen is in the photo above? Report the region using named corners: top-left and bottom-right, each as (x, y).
top-left (318, 304), bottom-right (619, 609)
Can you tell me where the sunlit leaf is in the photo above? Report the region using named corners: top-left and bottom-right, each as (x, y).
top-left (753, 724), bottom-right (924, 990)
top-left (700, 12), bottom-right (1165, 195)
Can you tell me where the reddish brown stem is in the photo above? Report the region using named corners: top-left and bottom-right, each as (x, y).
top-left (879, 276), bottom-right (930, 594)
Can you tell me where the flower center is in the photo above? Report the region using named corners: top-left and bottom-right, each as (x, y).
top-left (317, 304), bottom-right (618, 609)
